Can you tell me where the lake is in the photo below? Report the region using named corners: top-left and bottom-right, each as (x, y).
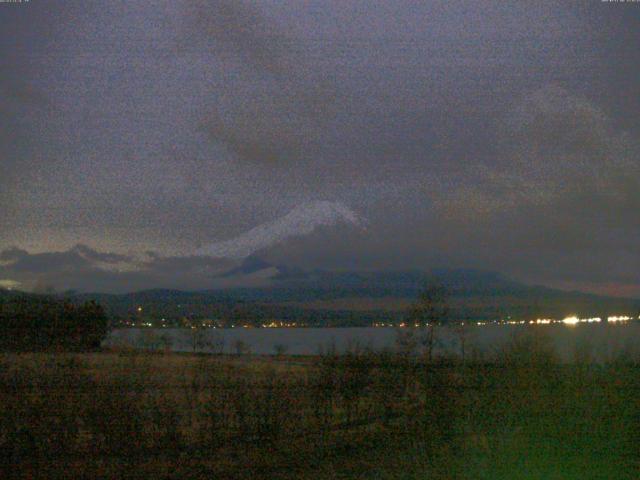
top-left (105, 322), bottom-right (640, 361)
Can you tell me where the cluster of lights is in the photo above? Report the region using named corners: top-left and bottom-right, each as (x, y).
top-left (261, 321), bottom-right (300, 328)
top-left (371, 315), bottom-right (638, 328)
top-left (561, 316), bottom-right (581, 325)
top-left (124, 314), bottom-right (637, 329)
top-left (556, 315), bottom-right (635, 326)
top-left (505, 315), bottom-right (637, 326)
top-left (489, 315), bottom-right (639, 326)
top-left (534, 318), bottom-right (553, 324)
top-left (375, 322), bottom-right (434, 328)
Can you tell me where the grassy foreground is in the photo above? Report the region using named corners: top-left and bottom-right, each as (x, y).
top-left (1, 331), bottom-right (639, 479)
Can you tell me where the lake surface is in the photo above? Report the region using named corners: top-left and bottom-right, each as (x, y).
top-left (105, 323), bottom-right (640, 361)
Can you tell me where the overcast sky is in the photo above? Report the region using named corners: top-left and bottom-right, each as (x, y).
top-left (1, 1), bottom-right (639, 295)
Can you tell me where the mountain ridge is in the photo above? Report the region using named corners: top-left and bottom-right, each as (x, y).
top-left (3, 268), bottom-right (637, 325)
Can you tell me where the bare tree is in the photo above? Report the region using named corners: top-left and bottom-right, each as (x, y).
top-left (407, 283), bottom-right (449, 362)
top-left (210, 331), bottom-right (226, 355)
top-left (159, 332), bottom-right (174, 353)
top-left (273, 343), bottom-right (288, 357)
top-left (233, 339), bottom-right (250, 356)
top-left (395, 327), bottom-right (418, 356)
top-left (189, 327), bottom-right (211, 353)
top-left (138, 329), bottom-right (161, 351)
top-left (453, 321), bottom-right (472, 363)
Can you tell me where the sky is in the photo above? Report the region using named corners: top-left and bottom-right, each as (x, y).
top-left (0, 1), bottom-right (639, 295)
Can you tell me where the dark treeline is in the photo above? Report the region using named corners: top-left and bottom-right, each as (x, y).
top-left (0, 294), bottom-right (109, 351)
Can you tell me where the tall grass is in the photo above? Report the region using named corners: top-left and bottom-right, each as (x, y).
top-left (0, 328), bottom-right (638, 478)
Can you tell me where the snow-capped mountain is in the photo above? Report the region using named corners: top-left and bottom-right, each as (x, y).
top-left (196, 201), bottom-right (366, 259)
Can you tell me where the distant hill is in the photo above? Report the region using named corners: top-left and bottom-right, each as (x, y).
top-left (13, 267), bottom-right (633, 326)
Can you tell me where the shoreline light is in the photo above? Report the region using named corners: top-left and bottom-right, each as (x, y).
top-left (562, 316), bottom-right (580, 325)
top-left (583, 317), bottom-right (601, 323)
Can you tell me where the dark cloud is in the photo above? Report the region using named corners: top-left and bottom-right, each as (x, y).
top-left (0, 78), bottom-right (49, 108)
top-left (0, 245), bottom-right (236, 293)
top-left (0, 1), bottom-right (638, 296)
top-left (0, 247), bottom-right (28, 264)
top-left (181, 0), bottom-right (337, 165)
top-left (424, 86), bottom-right (640, 289)
top-left (71, 244), bottom-right (132, 264)
top-left (138, 254), bottom-right (234, 277)
top-left (0, 244), bottom-right (131, 274)
top-left (182, 0), bottom-right (294, 75)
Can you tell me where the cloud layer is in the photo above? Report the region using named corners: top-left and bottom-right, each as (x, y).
top-left (0, 1), bottom-right (638, 296)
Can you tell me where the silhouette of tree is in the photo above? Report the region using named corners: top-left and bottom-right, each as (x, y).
top-left (407, 283), bottom-right (449, 361)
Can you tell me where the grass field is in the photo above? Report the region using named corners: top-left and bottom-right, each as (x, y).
top-left (1, 330), bottom-right (639, 479)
